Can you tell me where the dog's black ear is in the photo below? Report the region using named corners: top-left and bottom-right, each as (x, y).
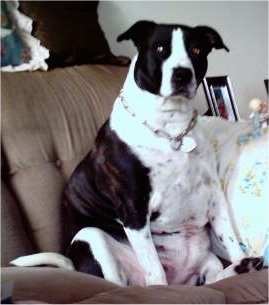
top-left (195, 26), bottom-right (229, 52)
top-left (117, 20), bottom-right (156, 48)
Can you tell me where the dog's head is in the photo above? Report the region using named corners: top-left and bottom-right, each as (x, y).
top-left (118, 21), bottom-right (229, 99)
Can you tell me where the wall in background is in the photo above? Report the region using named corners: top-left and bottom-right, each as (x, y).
top-left (99, 1), bottom-right (268, 119)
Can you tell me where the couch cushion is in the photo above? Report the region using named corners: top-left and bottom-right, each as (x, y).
top-left (2, 267), bottom-right (225, 304)
top-left (1, 64), bottom-right (128, 252)
top-left (2, 266), bottom-right (267, 304)
top-left (1, 267), bottom-right (118, 304)
top-left (82, 284), bottom-right (225, 304)
top-left (208, 269), bottom-right (268, 304)
top-left (1, 181), bottom-right (35, 266)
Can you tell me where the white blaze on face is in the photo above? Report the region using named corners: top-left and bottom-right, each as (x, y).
top-left (160, 28), bottom-right (196, 97)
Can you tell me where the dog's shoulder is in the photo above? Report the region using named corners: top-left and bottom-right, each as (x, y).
top-left (65, 120), bottom-right (152, 231)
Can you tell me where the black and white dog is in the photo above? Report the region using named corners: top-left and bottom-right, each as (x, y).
top-left (11, 21), bottom-right (263, 286)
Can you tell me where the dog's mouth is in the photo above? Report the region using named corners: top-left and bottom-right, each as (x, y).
top-left (162, 85), bottom-right (197, 100)
top-left (173, 87), bottom-right (196, 99)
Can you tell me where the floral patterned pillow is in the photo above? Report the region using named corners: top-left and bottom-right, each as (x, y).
top-left (1, 0), bottom-right (49, 72)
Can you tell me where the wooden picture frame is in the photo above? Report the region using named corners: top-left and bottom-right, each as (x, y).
top-left (202, 76), bottom-right (240, 121)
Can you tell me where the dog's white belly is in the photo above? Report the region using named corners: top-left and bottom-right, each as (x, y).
top-left (111, 225), bottom-right (211, 285)
top-left (112, 226), bottom-right (211, 285)
top-left (153, 228), bottom-right (210, 284)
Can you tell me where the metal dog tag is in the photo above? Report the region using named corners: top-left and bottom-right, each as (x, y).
top-left (180, 136), bottom-right (197, 152)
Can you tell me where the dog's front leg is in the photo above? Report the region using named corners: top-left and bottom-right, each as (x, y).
top-left (124, 222), bottom-right (167, 286)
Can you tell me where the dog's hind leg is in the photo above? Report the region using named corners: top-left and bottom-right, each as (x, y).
top-left (208, 184), bottom-right (246, 262)
top-left (212, 256), bottom-right (265, 282)
top-left (68, 227), bottom-right (130, 286)
top-left (199, 253), bottom-right (265, 284)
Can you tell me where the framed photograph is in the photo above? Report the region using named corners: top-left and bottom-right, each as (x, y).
top-left (264, 79), bottom-right (268, 94)
top-left (202, 76), bottom-right (240, 121)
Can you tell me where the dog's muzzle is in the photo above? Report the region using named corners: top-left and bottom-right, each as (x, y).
top-left (171, 67), bottom-right (196, 99)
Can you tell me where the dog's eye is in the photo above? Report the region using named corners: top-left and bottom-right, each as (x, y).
top-left (155, 45), bottom-right (165, 55)
top-left (191, 47), bottom-right (200, 56)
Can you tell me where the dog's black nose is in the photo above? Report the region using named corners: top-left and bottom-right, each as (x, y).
top-left (172, 67), bottom-right (193, 85)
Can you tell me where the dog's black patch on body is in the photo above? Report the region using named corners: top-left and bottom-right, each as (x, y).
top-left (63, 120), bottom-right (151, 248)
top-left (135, 25), bottom-right (173, 94)
top-left (66, 240), bottom-right (104, 277)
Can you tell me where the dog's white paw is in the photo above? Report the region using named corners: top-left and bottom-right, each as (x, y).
top-left (145, 271), bottom-right (168, 286)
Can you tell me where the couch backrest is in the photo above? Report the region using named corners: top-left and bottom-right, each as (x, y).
top-left (1, 65), bottom-right (127, 254)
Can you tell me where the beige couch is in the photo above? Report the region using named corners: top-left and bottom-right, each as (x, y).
top-left (1, 63), bottom-right (268, 304)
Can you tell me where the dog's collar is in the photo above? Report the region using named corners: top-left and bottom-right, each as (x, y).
top-left (119, 92), bottom-right (198, 152)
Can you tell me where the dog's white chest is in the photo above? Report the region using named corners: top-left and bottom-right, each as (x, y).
top-left (110, 97), bottom-right (215, 232)
top-left (141, 146), bottom-right (213, 232)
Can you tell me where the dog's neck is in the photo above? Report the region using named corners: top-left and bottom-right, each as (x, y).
top-left (120, 55), bottom-right (197, 133)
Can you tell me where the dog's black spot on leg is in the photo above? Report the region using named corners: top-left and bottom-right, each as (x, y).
top-left (150, 211), bottom-right (160, 221)
top-left (156, 245), bottom-right (165, 251)
top-left (218, 235), bottom-right (223, 242)
top-left (66, 240), bottom-right (104, 277)
top-left (234, 257), bottom-right (265, 274)
top-left (196, 274), bottom-right (205, 286)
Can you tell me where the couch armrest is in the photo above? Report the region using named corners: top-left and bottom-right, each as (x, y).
top-left (1, 181), bottom-right (35, 266)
